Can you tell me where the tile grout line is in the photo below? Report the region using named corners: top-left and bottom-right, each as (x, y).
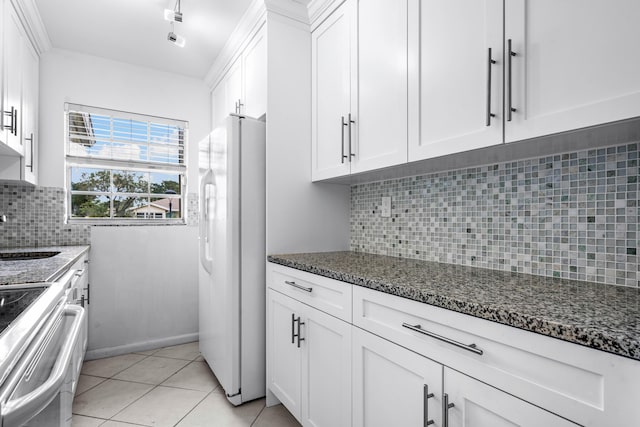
top-left (73, 344), bottom-right (205, 424)
top-left (249, 404), bottom-right (268, 427)
top-left (170, 389), bottom-right (216, 427)
top-left (89, 352), bottom-right (160, 424)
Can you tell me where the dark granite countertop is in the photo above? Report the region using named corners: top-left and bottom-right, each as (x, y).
top-left (0, 246), bottom-right (90, 285)
top-left (268, 251), bottom-right (640, 361)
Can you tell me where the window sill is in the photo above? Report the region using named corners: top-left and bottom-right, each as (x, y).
top-left (67, 219), bottom-right (186, 226)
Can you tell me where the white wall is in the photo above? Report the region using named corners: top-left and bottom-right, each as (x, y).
top-left (39, 49), bottom-right (209, 356)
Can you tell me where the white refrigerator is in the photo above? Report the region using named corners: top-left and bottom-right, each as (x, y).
top-left (198, 114), bottom-right (266, 405)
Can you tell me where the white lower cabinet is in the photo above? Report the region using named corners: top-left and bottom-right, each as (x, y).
top-left (352, 327), bottom-right (442, 427)
top-left (444, 368), bottom-right (576, 427)
top-left (352, 327), bottom-right (575, 427)
top-left (267, 289), bottom-right (302, 416)
top-left (267, 263), bottom-right (640, 426)
top-left (267, 288), bottom-right (351, 427)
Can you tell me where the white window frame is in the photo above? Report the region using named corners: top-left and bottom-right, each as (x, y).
top-left (64, 103), bottom-right (188, 225)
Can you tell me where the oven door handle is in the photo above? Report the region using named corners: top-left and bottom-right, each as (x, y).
top-left (1, 305), bottom-right (85, 427)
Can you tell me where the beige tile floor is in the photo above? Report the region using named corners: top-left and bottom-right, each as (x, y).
top-left (72, 341), bottom-right (301, 427)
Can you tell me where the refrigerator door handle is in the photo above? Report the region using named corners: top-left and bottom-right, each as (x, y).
top-left (199, 169), bottom-right (214, 274)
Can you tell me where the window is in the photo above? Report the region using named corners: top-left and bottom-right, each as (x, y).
top-left (65, 103), bottom-right (187, 223)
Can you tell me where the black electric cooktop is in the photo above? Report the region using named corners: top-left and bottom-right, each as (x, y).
top-left (0, 287), bottom-right (47, 334)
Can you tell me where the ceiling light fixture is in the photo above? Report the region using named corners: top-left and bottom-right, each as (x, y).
top-left (164, 0), bottom-right (183, 22)
top-left (167, 28), bottom-right (186, 47)
top-left (165, 1), bottom-right (185, 48)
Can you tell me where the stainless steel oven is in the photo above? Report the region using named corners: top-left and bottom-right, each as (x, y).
top-left (0, 269), bottom-right (87, 426)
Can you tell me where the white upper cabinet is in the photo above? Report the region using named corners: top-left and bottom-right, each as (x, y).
top-left (504, 0), bottom-right (640, 143)
top-left (311, 1), bottom-right (352, 180)
top-left (211, 82), bottom-right (225, 132)
top-left (408, 0), bottom-right (503, 162)
top-left (20, 39), bottom-right (38, 184)
top-left (224, 57), bottom-right (243, 118)
top-left (211, 26), bottom-right (266, 130)
top-left (2, 1), bottom-right (24, 154)
top-left (243, 29), bottom-right (266, 119)
top-left (0, 0), bottom-right (39, 184)
top-left (312, 0), bottom-right (408, 181)
top-left (351, 0), bottom-right (408, 174)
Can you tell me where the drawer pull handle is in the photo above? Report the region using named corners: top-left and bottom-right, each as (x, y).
top-left (402, 323), bottom-right (483, 356)
top-left (284, 280), bottom-right (312, 293)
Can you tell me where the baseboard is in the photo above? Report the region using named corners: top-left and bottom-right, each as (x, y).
top-left (84, 332), bottom-right (199, 360)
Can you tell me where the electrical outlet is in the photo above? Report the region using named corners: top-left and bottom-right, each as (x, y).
top-left (381, 196), bottom-right (391, 218)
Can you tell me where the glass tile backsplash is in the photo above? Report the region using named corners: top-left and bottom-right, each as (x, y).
top-left (351, 142), bottom-right (640, 287)
top-left (0, 184), bottom-right (90, 249)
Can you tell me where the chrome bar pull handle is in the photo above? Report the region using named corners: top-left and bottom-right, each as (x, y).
top-left (4, 106), bottom-right (14, 133)
top-left (341, 116), bottom-right (348, 164)
top-left (486, 48), bottom-right (496, 126)
top-left (25, 133), bottom-right (34, 171)
top-left (291, 313), bottom-right (295, 344)
top-left (402, 323), bottom-right (483, 355)
top-left (348, 113), bottom-right (355, 161)
top-left (443, 393), bottom-right (454, 427)
top-left (507, 39), bottom-right (517, 122)
top-left (424, 384), bottom-right (435, 426)
top-left (284, 280), bottom-right (312, 293)
top-left (292, 315), bottom-right (305, 348)
top-left (13, 108), bottom-right (17, 136)
top-left (296, 317), bottom-right (305, 348)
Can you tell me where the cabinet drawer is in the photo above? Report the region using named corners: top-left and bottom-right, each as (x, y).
top-left (267, 263), bottom-right (352, 322)
top-left (353, 285), bottom-right (640, 426)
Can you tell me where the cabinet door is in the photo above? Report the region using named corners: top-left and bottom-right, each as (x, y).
top-left (2, 2), bottom-right (24, 153)
top-left (505, 0), bottom-right (640, 143)
top-left (224, 58), bottom-right (243, 116)
top-left (352, 327), bottom-right (443, 427)
top-left (409, 0), bottom-right (503, 162)
top-left (351, 0), bottom-right (408, 173)
top-left (300, 304), bottom-right (351, 427)
top-left (243, 27), bottom-right (266, 119)
top-left (21, 39), bottom-right (38, 183)
top-left (444, 368), bottom-right (578, 427)
top-left (267, 290), bottom-right (302, 420)
top-left (311, 1), bottom-right (352, 181)
top-left (211, 82), bottom-right (226, 130)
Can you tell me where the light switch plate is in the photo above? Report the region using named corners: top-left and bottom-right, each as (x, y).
top-left (381, 196), bottom-right (391, 218)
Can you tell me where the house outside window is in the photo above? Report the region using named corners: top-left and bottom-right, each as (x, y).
top-left (65, 103), bottom-right (187, 224)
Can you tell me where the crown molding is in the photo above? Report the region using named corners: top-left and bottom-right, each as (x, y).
top-left (204, 0), bottom-right (267, 89)
top-left (11, 0), bottom-right (52, 54)
top-left (264, 0), bottom-right (310, 25)
top-left (308, 0), bottom-right (343, 30)
top-left (204, 0), bottom-right (312, 90)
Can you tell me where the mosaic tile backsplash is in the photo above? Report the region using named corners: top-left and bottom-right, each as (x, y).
top-left (351, 142), bottom-right (640, 287)
top-left (0, 184), bottom-right (90, 249)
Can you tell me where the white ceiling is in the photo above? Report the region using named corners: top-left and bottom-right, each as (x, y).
top-left (34, 0), bottom-right (255, 80)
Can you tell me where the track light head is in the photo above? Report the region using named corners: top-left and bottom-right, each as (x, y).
top-left (167, 31), bottom-right (186, 47)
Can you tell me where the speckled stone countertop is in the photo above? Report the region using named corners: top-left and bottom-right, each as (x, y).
top-left (268, 251), bottom-right (640, 361)
top-left (0, 246), bottom-right (90, 285)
